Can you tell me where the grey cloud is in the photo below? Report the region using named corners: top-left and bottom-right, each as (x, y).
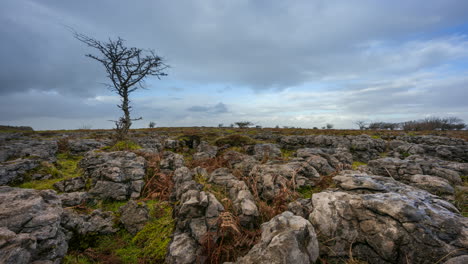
top-left (187, 102), bottom-right (228, 114)
top-left (2, 0), bottom-right (468, 94)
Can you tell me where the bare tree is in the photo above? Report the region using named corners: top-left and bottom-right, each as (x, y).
top-left (354, 120), bottom-right (367, 130)
top-left (235, 121), bottom-right (254, 128)
top-left (74, 32), bottom-right (168, 139)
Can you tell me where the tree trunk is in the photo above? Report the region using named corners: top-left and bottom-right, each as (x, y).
top-left (122, 91), bottom-right (131, 132)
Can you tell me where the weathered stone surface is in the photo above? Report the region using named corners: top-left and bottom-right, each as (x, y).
top-left (0, 139), bottom-right (57, 163)
top-left (58, 192), bottom-right (88, 207)
top-left (368, 156), bottom-right (463, 185)
top-left (279, 135), bottom-right (385, 162)
top-left (234, 211), bottom-right (319, 264)
top-left (0, 187), bottom-right (67, 263)
top-left (0, 159), bottom-right (39, 185)
top-left (133, 136), bottom-right (164, 152)
top-left (68, 139), bottom-right (108, 155)
top-left (390, 135), bottom-right (468, 162)
top-left (249, 162), bottom-right (320, 201)
top-left (167, 167), bottom-right (225, 263)
top-left (53, 177), bottom-right (86, 193)
top-left (309, 172), bottom-right (468, 264)
top-left (193, 141), bottom-right (218, 160)
top-left (119, 200), bottom-right (149, 235)
top-left (287, 198), bottom-right (313, 219)
top-left (167, 233), bottom-right (198, 264)
top-left (80, 151), bottom-right (146, 200)
top-left (210, 168), bottom-right (259, 227)
top-left (61, 208), bottom-right (117, 238)
top-left (160, 151), bottom-right (185, 171)
top-left (252, 143), bottom-right (282, 161)
top-left (0, 227), bottom-right (36, 264)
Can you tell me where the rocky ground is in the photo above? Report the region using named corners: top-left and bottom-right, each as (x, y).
top-left (0, 128), bottom-right (467, 264)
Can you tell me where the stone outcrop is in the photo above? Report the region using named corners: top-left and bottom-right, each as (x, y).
top-left (309, 172), bottom-right (468, 264)
top-left (0, 187), bottom-right (67, 264)
top-left (389, 135), bottom-right (468, 162)
top-left (0, 159), bottom-right (39, 185)
top-left (210, 168), bottom-right (259, 228)
top-left (61, 208), bottom-right (117, 240)
top-left (233, 211), bottom-right (319, 264)
top-left (279, 135), bottom-right (385, 162)
top-left (68, 139), bottom-right (108, 155)
top-left (160, 151), bottom-right (185, 171)
top-left (119, 200), bottom-right (150, 235)
top-left (53, 177), bottom-right (86, 193)
top-left (0, 139), bottom-right (58, 163)
top-left (79, 151), bottom-right (146, 201)
top-left (368, 156), bottom-right (464, 186)
top-left (167, 167), bottom-right (225, 264)
top-left (58, 192), bottom-right (88, 207)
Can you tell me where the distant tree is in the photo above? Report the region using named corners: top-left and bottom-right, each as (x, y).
top-left (74, 32), bottom-right (168, 140)
top-left (326, 123), bottom-right (334, 129)
top-left (235, 121), bottom-right (254, 128)
top-left (313, 127), bottom-right (318, 130)
top-left (218, 123), bottom-right (224, 128)
top-left (275, 125), bottom-right (280, 129)
top-left (148, 121), bottom-right (156, 128)
top-left (354, 120), bottom-right (367, 130)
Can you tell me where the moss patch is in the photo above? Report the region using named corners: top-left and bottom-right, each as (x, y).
top-left (17, 153), bottom-right (83, 190)
top-left (65, 200), bottom-right (174, 264)
top-left (351, 161), bottom-right (367, 170)
top-left (103, 140), bottom-right (142, 151)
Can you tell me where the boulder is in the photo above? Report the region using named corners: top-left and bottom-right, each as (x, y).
top-left (58, 192), bottom-right (88, 207)
top-left (0, 159), bottom-right (39, 185)
top-left (160, 151), bottom-right (185, 171)
top-left (61, 208), bottom-right (117, 239)
top-left (79, 151), bottom-right (146, 200)
top-left (0, 187), bottom-right (67, 263)
top-left (234, 211), bottom-right (319, 264)
top-left (210, 168), bottom-right (259, 228)
top-left (119, 200), bottom-right (150, 235)
top-left (53, 177), bottom-right (86, 193)
top-left (68, 139), bottom-right (108, 155)
top-left (252, 143), bottom-right (282, 161)
top-left (0, 139), bottom-right (57, 163)
top-left (309, 172), bottom-right (468, 264)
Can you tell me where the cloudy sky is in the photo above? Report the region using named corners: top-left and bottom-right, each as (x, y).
top-left (1, 0), bottom-right (468, 130)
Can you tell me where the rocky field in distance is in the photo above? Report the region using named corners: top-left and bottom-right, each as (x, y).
top-left (0, 127), bottom-right (467, 264)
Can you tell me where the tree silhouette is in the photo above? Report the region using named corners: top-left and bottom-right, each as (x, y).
top-left (74, 32), bottom-right (168, 139)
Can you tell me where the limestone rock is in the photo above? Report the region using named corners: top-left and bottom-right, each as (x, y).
top-left (309, 172), bottom-right (468, 264)
top-left (119, 200), bottom-right (150, 235)
top-left (79, 151), bottom-right (146, 200)
top-left (0, 187), bottom-right (67, 263)
top-left (234, 211), bottom-right (319, 264)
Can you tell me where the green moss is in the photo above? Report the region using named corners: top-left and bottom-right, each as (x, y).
top-left (103, 140), bottom-right (142, 151)
top-left (281, 149), bottom-right (296, 160)
top-left (66, 200), bottom-right (174, 264)
top-left (352, 161), bottom-right (367, 170)
top-left (17, 153), bottom-right (83, 190)
top-left (379, 152), bottom-right (389, 158)
top-left (371, 135), bottom-right (381, 139)
top-left (297, 186), bottom-right (314, 199)
top-left (62, 254), bottom-right (93, 264)
top-left (132, 202), bottom-right (174, 260)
